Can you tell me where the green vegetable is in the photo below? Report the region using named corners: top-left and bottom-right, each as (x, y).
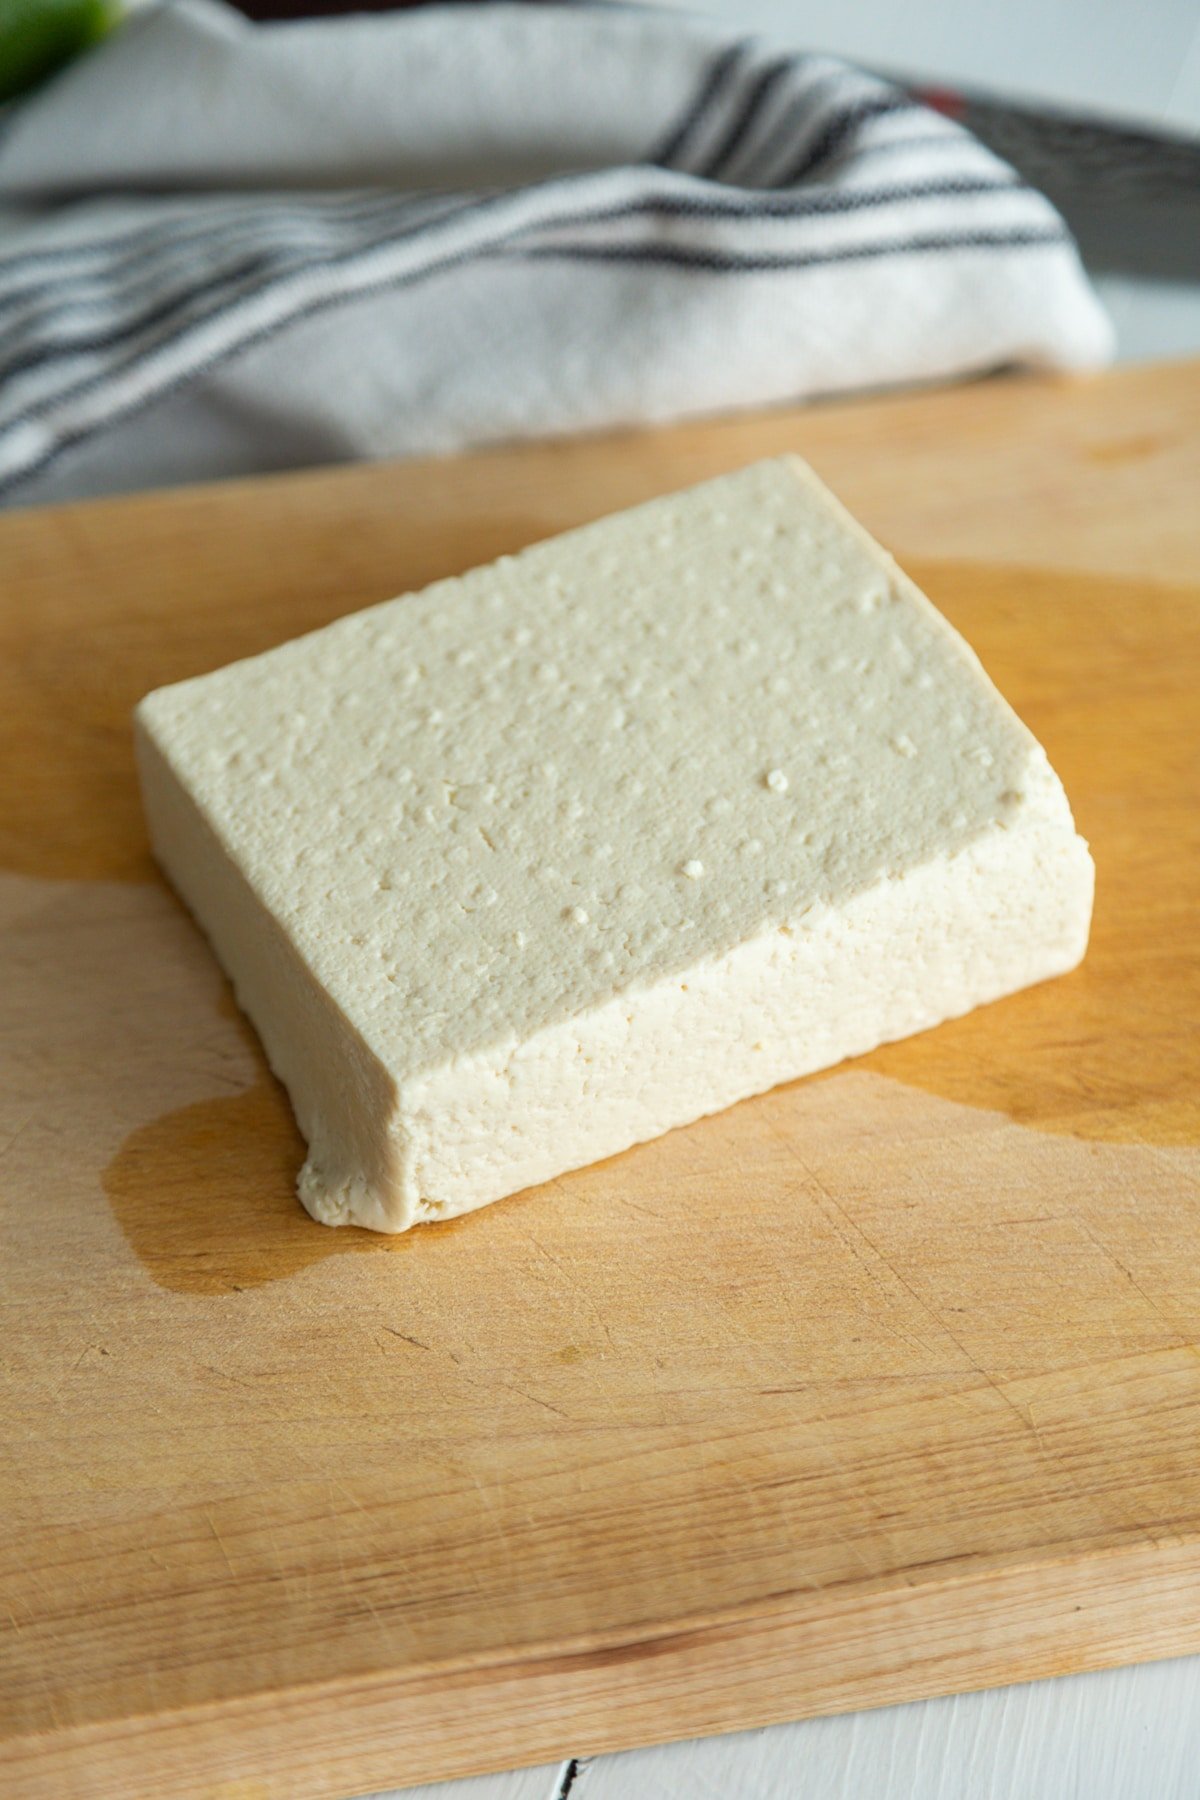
top-left (0, 0), bottom-right (120, 104)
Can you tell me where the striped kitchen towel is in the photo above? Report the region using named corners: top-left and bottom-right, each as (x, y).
top-left (0, 0), bottom-right (1112, 507)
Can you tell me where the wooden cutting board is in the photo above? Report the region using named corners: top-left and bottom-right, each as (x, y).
top-left (2, 359), bottom-right (1199, 1800)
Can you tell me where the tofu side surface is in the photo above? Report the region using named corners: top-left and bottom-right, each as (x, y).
top-left (136, 458), bottom-right (1093, 1232)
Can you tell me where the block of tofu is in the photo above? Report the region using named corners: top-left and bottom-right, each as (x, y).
top-left (136, 459), bottom-right (1093, 1233)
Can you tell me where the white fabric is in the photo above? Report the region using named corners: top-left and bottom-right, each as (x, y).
top-left (0, 0), bottom-right (1112, 507)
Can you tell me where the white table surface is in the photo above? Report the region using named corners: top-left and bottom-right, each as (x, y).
top-left (356, 5), bottom-right (1200, 1794)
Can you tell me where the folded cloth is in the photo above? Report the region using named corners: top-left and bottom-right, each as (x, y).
top-left (0, 0), bottom-right (1112, 508)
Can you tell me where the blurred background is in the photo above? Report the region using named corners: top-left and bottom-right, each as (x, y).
top-left (2, 0), bottom-right (1197, 506)
top-left (6, 0), bottom-right (1198, 365)
top-left (235, 0), bottom-right (1200, 141)
top-left (232, 0), bottom-right (1200, 363)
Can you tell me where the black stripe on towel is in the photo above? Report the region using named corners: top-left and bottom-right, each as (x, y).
top-left (508, 222), bottom-right (1070, 272)
top-left (696, 52), bottom-right (804, 181)
top-left (650, 40), bottom-right (753, 169)
top-left (773, 93), bottom-right (921, 187)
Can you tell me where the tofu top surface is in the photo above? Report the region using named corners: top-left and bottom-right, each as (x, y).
top-left (138, 458), bottom-right (1059, 1075)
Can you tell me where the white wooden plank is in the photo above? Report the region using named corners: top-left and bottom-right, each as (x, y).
top-left (561, 1656), bottom-right (1200, 1800)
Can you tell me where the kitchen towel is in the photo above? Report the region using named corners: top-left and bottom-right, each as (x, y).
top-left (0, 0), bottom-right (1112, 507)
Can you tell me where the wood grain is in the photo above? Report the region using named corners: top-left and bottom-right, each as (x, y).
top-left (2, 360), bottom-right (1199, 1799)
